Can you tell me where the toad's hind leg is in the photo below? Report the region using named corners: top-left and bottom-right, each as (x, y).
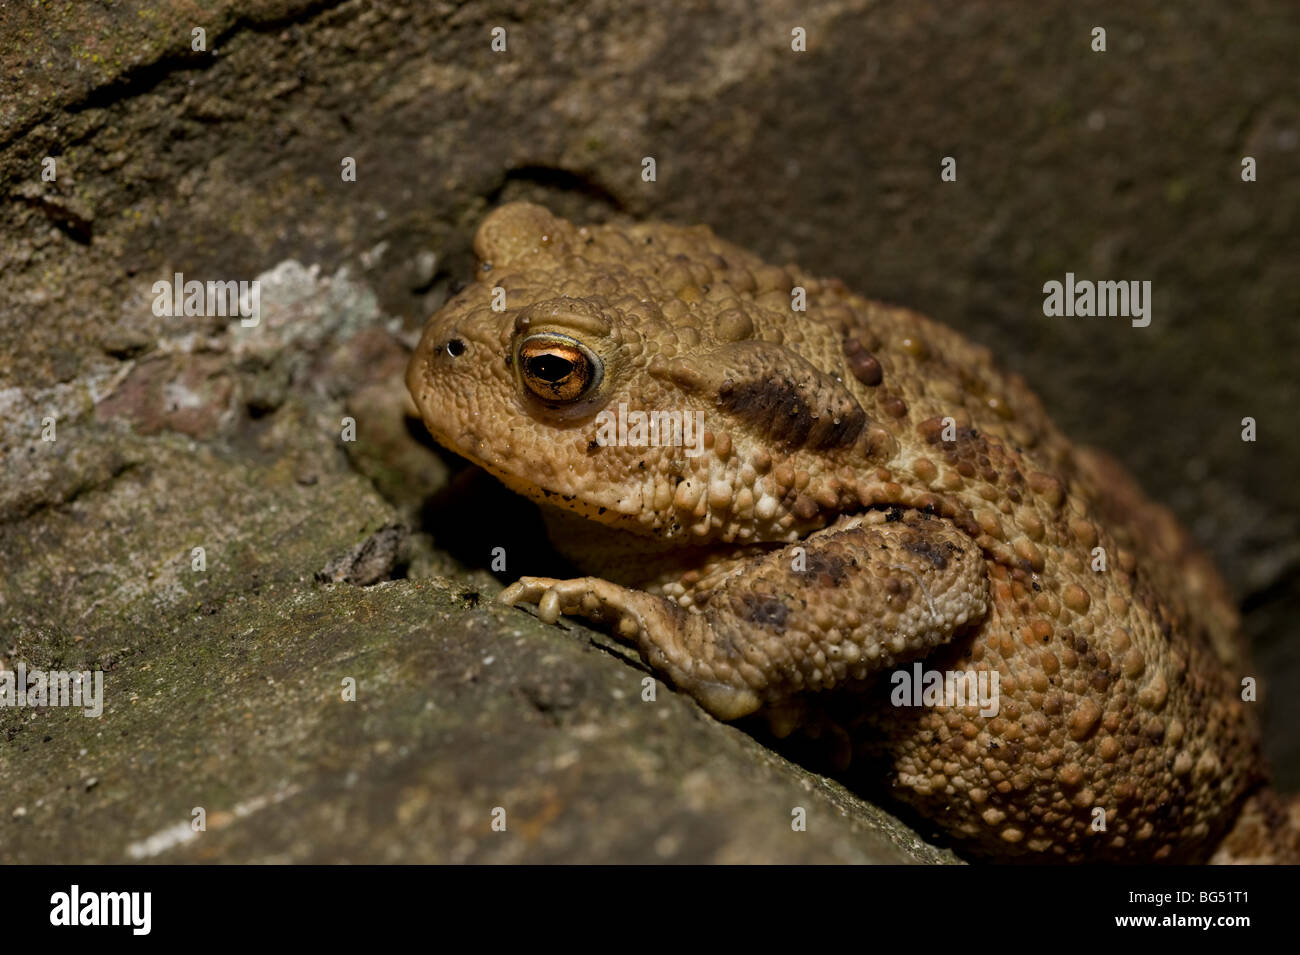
top-left (498, 511), bottom-right (989, 721)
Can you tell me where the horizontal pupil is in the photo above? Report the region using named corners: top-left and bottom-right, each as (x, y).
top-left (528, 354), bottom-right (575, 383)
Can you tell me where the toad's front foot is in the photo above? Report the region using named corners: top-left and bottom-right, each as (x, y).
top-left (500, 576), bottom-right (643, 633)
top-left (499, 574), bottom-right (762, 718)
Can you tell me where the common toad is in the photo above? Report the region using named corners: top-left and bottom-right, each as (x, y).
top-left (407, 202), bottom-right (1295, 863)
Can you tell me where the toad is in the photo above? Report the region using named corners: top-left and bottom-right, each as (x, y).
top-left (407, 202), bottom-right (1296, 863)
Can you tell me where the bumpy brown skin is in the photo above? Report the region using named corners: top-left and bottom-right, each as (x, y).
top-left (407, 202), bottom-right (1290, 863)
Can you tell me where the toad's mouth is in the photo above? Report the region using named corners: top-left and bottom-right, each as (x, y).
top-left (425, 420), bottom-right (655, 533)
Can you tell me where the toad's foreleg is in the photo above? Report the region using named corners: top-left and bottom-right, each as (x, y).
top-left (499, 511), bottom-right (989, 721)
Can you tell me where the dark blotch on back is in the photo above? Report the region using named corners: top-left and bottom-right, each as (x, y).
top-left (717, 374), bottom-right (866, 451)
top-left (903, 536), bottom-right (951, 570)
top-left (803, 551), bottom-right (850, 585)
top-left (740, 593), bottom-right (790, 628)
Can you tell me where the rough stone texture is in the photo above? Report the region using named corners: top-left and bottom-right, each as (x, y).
top-left (0, 0), bottom-right (1294, 861)
top-left (5, 576), bottom-right (949, 864)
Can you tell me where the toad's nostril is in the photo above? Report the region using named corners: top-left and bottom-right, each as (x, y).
top-left (445, 338), bottom-right (466, 358)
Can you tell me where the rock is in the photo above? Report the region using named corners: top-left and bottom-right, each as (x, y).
top-left (315, 523), bottom-right (407, 586)
top-left (4, 577), bottom-right (954, 864)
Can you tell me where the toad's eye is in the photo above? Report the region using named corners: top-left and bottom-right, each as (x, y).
top-left (517, 334), bottom-right (603, 402)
